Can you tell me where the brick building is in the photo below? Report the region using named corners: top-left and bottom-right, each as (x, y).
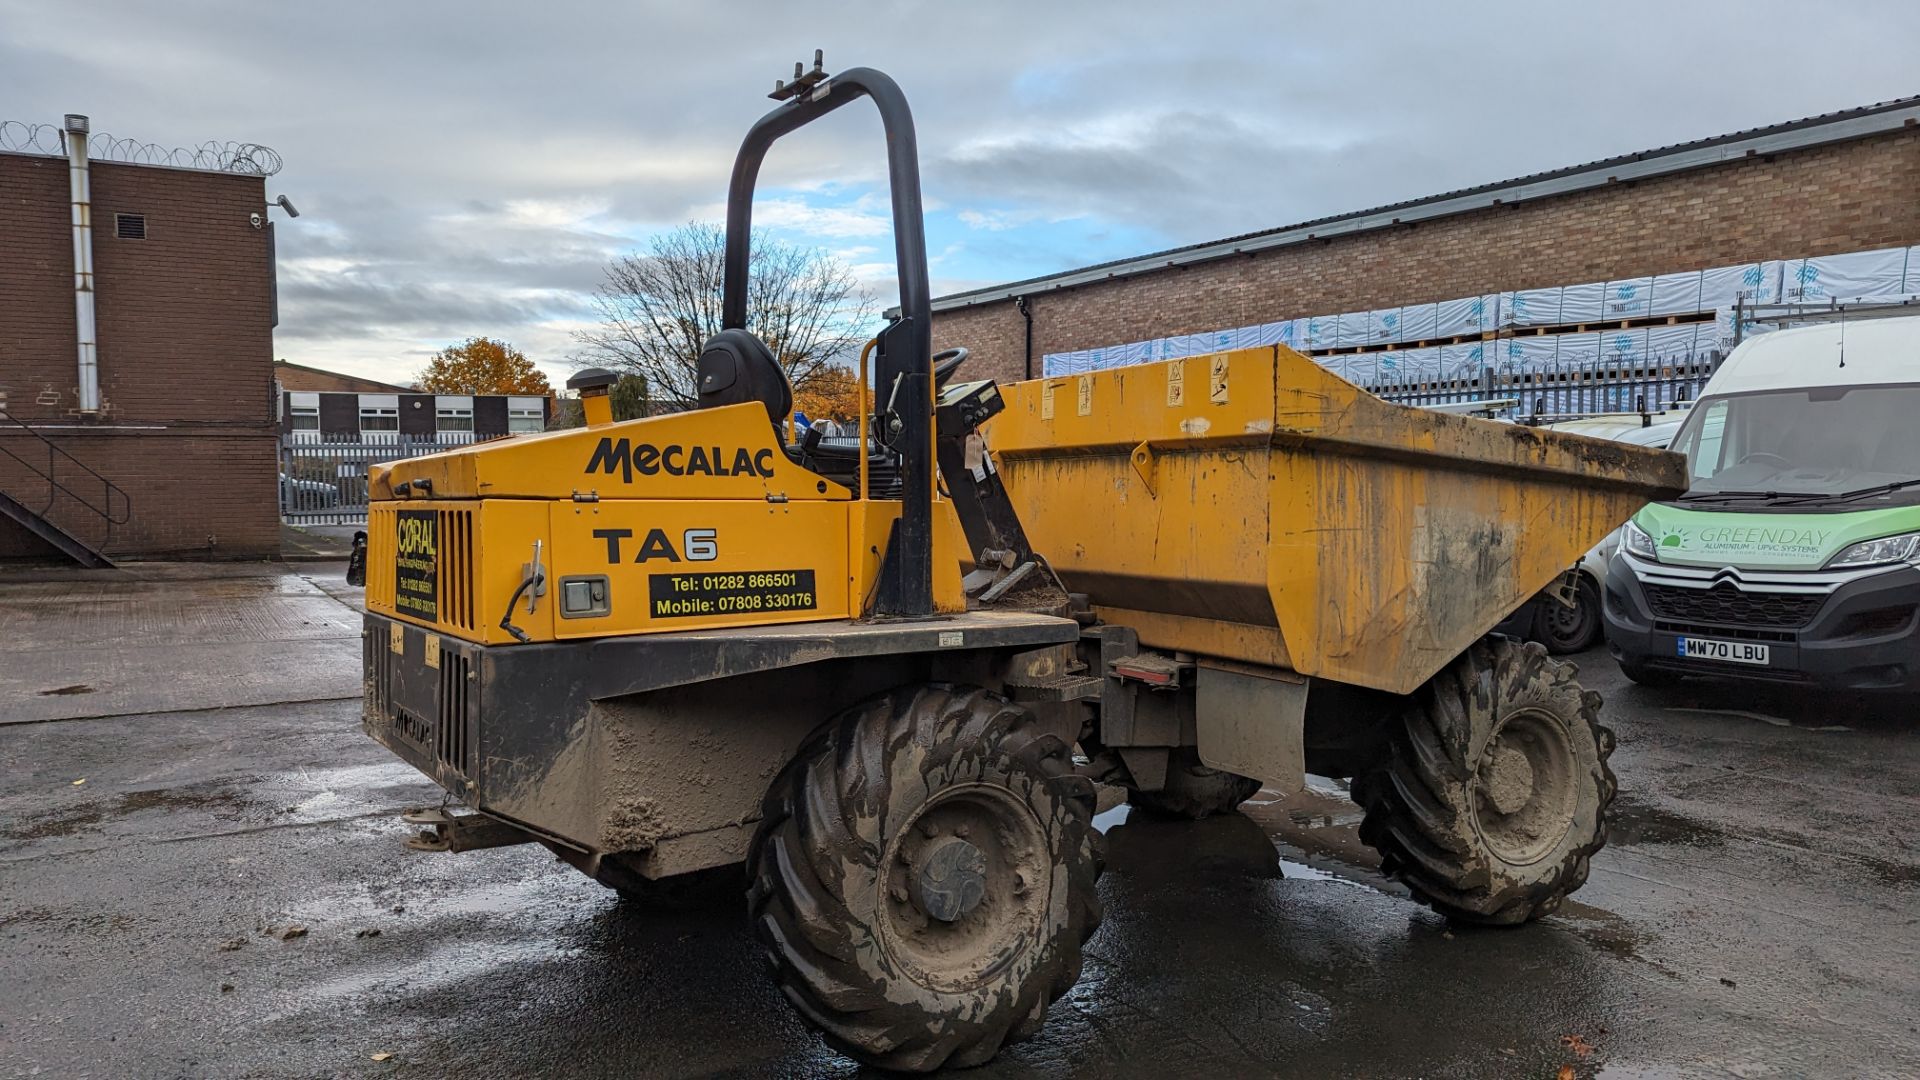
top-left (1, 116), bottom-right (284, 562)
top-left (928, 96), bottom-right (1920, 385)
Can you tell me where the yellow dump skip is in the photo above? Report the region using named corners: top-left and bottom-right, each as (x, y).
top-left (986, 346), bottom-right (1688, 695)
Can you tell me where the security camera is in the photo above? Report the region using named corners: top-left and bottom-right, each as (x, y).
top-left (249, 211), bottom-right (263, 229)
top-left (275, 194), bottom-right (300, 218)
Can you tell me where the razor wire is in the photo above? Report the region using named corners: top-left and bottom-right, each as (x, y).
top-left (0, 120), bottom-right (282, 176)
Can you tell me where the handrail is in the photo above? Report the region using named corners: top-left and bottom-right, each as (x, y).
top-left (0, 407), bottom-right (132, 550)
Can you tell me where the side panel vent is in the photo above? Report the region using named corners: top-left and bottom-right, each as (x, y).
top-left (437, 651), bottom-right (471, 775)
top-left (438, 508), bottom-right (475, 631)
top-left (115, 213), bottom-right (146, 239)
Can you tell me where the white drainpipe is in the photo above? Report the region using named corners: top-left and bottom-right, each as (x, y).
top-left (65, 113), bottom-right (99, 415)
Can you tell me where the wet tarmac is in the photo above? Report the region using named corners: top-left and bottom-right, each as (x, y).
top-left (2, 563), bottom-right (1917, 1078)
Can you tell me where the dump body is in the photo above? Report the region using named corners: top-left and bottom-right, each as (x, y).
top-left (986, 346), bottom-right (1688, 695)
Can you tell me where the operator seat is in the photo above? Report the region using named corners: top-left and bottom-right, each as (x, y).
top-left (697, 329), bottom-right (792, 432)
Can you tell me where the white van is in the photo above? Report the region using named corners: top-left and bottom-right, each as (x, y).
top-left (1604, 315), bottom-right (1920, 689)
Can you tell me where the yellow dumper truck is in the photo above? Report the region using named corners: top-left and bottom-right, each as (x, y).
top-left (358, 59), bottom-right (1686, 1071)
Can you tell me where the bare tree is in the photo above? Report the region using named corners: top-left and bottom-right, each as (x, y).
top-left (573, 223), bottom-right (876, 409)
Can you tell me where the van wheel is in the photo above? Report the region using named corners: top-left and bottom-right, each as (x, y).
top-left (1353, 638), bottom-right (1614, 926)
top-left (749, 684), bottom-right (1102, 1072)
top-left (1536, 576), bottom-right (1603, 654)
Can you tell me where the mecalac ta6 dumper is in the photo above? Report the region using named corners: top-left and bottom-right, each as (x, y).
top-left (357, 56), bottom-right (1688, 1072)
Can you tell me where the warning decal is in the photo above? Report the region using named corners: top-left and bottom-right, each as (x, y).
top-left (649, 569), bottom-right (817, 619)
top-left (394, 509), bottom-right (438, 621)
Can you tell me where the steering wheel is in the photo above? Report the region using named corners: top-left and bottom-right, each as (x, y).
top-left (1737, 451), bottom-right (1793, 470)
top-left (932, 347), bottom-right (969, 387)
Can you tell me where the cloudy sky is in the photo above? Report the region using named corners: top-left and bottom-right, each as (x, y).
top-left (4, 1), bottom-right (1917, 386)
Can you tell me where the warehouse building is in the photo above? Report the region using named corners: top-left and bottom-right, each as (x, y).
top-left (929, 96), bottom-right (1920, 390)
top-left (0, 115), bottom-right (285, 563)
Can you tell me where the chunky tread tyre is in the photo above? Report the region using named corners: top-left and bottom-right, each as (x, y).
top-left (1353, 637), bottom-right (1615, 926)
top-left (748, 684), bottom-right (1102, 1072)
top-left (1126, 749), bottom-right (1262, 820)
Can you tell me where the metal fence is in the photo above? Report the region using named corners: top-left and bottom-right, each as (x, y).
top-left (1362, 356), bottom-right (1721, 423)
top-left (280, 434), bottom-right (506, 525)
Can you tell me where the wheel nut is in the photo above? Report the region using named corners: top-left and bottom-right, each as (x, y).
top-left (954, 823), bottom-right (970, 838)
top-left (891, 883), bottom-right (909, 902)
top-left (920, 820), bottom-right (941, 838)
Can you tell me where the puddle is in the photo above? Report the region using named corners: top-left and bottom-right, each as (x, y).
top-left (1606, 801), bottom-right (1727, 850)
top-left (1276, 856), bottom-right (1374, 891)
top-left (1, 781), bottom-right (257, 841)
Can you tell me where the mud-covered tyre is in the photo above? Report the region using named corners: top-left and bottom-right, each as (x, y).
top-left (1126, 749), bottom-right (1262, 820)
top-left (749, 683), bottom-right (1102, 1072)
top-left (1353, 637), bottom-right (1615, 926)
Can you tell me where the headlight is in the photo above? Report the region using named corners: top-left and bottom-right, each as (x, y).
top-left (1622, 520), bottom-right (1658, 561)
top-left (1826, 531), bottom-right (1920, 569)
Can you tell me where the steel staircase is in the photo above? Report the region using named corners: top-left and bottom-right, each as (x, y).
top-left (0, 406), bottom-right (129, 568)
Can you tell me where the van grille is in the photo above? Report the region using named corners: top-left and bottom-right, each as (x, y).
top-left (1644, 583), bottom-right (1824, 629)
top-left (436, 650), bottom-right (472, 775)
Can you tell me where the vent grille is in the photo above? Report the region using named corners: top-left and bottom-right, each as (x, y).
top-left (115, 213), bottom-right (146, 239)
top-left (365, 623), bottom-right (392, 718)
top-left (438, 508), bottom-right (475, 631)
top-left (1644, 583), bottom-right (1824, 629)
top-left (437, 650), bottom-right (471, 775)
top-left (367, 506), bottom-right (397, 608)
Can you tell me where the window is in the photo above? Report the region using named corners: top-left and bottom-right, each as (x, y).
top-left (115, 213), bottom-right (146, 240)
top-left (435, 395), bottom-right (474, 434)
top-left (290, 405), bottom-right (319, 431)
top-left (507, 397), bottom-right (545, 434)
top-left (359, 406), bottom-right (398, 431)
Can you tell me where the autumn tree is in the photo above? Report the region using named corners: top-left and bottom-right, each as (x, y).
top-left (792, 364), bottom-right (863, 423)
top-left (572, 223), bottom-right (876, 410)
top-left (417, 337), bottom-right (553, 395)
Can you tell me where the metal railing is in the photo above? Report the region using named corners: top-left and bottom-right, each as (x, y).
top-left (280, 432), bottom-right (508, 525)
top-left (0, 406), bottom-right (131, 550)
top-left (1363, 357), bottom-right (1720, 424)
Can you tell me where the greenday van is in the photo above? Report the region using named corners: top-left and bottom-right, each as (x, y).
top-left (1604, 314), bottom-right (1920, 689)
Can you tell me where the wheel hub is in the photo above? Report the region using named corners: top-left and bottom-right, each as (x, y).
top-left (1483, 744), bottom-right (1536, 815)
top-left (1470, 708), bottom-right (1580, 865)
top-left (910, 835), bottom-right (988, 922)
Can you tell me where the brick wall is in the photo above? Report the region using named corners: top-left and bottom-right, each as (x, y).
top-left (0, 150), bottom-right (279, 559)
top-left (932, 127), bottom-right (1920, 385)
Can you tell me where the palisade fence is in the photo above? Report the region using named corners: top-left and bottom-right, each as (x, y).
top-left (279, 433), bottom-right (511, 525)
top-left (1361, 354), bottom-right (1721, 422)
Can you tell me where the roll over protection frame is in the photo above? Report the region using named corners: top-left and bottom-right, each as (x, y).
top-left (720, 64), bottom-right (935, 618)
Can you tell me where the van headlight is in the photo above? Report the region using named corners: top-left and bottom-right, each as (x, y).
top-left (1826, 531), bottom-right (1920, 569)
top-left (1622, 520), bottom-right (1659, 561)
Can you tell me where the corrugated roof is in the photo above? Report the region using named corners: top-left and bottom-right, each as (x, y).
top-left (928, 94), bottom-right (1920, 312)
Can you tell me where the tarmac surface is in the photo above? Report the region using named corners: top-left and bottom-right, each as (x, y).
top-left (2, 561), bottom-right (1916, 1078)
